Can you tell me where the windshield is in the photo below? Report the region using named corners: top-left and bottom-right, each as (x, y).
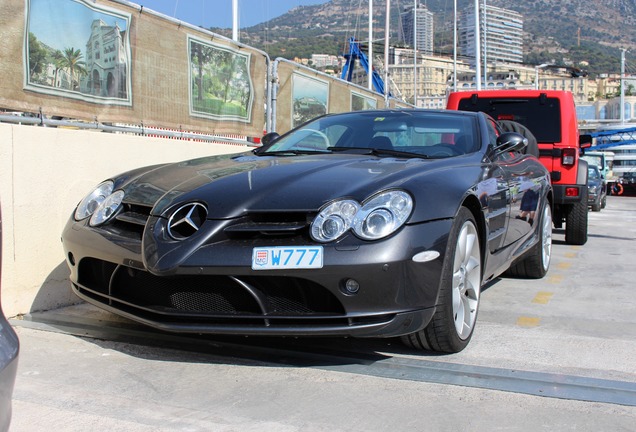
top-left (261, 111), bottom-right (480, 158)
top-left (588, 167), bottom-right (600, 180)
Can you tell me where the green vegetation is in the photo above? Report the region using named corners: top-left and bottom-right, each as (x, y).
top-left (190, 39), bottom-right (252, 118)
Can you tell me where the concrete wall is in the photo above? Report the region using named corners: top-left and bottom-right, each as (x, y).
top-left (0, 122), bottom-right (245, 317)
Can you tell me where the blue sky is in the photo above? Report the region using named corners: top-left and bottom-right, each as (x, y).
top-left (141, 0), bottom-right (330, 29)
top-left (29, 0), bottom-right (128, 52)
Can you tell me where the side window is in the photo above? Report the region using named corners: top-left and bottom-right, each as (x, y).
top-left (486, 118), bottom-right (499, 147)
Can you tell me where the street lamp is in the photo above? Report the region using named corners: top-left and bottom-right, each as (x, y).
top-left (535, 63), bottom-right (552, 90)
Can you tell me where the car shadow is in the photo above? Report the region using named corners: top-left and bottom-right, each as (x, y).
top-left (22, 302), bottom-right (464, 370)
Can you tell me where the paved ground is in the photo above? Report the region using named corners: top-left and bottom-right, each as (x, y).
top-left (7, 196), bottom-right (636, 431)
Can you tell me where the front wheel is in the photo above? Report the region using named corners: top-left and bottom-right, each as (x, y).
top-left (401, 207), bottom-right (481, 353)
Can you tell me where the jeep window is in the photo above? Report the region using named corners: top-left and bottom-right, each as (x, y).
top-left (458, 97), bottom-right (561, 143)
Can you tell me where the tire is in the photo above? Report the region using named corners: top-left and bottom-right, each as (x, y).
top-left (565, 199), bottom-right (588, 245)
top-left (601, 195), bottom-right (607, 209)
top-left (592, 197), bottom-right (601, 212)
top-left (401, 207), bottom-right (481, 353)
top-left (504, 204), bottom-right (552, 279)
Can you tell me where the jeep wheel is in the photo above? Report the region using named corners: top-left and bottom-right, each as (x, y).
top-left (565, 200), bottom-right (588, 245)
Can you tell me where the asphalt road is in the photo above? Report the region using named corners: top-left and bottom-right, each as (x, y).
top-left (7, 196), bottom-right (636, 431)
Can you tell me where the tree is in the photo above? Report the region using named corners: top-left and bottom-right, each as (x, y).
top-left (60, 47), bottom-right (87, 90)
top-left (28, 33), bottom-right (48, 80)
top-left (191, 41), bottom-right (214, 102)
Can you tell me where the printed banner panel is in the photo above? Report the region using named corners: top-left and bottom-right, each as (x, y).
top-left (0, 0), bottom-right (267, 136)
top-left (274, 59), bottom-right (387, 134)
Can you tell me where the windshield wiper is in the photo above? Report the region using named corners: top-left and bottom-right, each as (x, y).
top-left (257, 149), bottom-right (331, 156)
top-left (330, 147), bottom-right (430, 159)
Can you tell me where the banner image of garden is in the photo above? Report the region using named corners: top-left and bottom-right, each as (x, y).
top-left (24, 0), bottom-right (131, 105)
top-left (189, 37), bottom-right (254, 122)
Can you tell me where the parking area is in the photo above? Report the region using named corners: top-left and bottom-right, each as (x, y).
top-left (8, 196), bottom-right (636, 431)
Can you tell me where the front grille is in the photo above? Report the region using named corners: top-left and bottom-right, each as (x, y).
top-left (224, 211), bottom-right (314, 238)
top-left (109, 203), bottom-right (153, 239)
top-left (76, 258), bottom-right (348, 325)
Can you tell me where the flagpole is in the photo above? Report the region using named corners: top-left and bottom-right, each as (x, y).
top-left (232, 0), bottom-right (239, 41)
top-left (369, 0), bottom-right (373, 90)
top-left (413, 0), bottom-right (417, 107)
top-left (384, 0), bottom-right (390, 106)
top-left (474, 0), bottom-right (481, 90)
top-left (453, 0), bottom-right (457, 91)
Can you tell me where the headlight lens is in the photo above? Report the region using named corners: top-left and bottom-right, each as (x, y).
top-left (353, 191), bottom-right (413, 240)
top-left (74, 181), bottom-right (114, 220)
top-left (90, 190), bottom-right (125, 226)
top-left (310, 190), bottom-right (413, 242)
top-left (311, 200), bottom-right (359, 242)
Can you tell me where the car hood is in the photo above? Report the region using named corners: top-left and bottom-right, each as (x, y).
top-left (120, 152), bottom-right (438, 218)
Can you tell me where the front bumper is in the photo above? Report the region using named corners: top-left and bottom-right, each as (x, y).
top-left (62, 217), bottom-right (453, 338)
top-left (588, 188), bottom-right (600, 205)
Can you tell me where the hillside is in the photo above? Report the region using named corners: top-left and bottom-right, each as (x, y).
top-left (210, 0), bottom-right (636, 76)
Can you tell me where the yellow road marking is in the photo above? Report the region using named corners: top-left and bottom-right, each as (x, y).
top-left (564, 252), bottom-right (577, 258)
top-left (557, 262), bottom-right (572, 270)
top-left (517, 317), bottom-right (541, 327)
top-left (532, 291), bottom-right (554, 304)
top-left (548, 274), bottom-right (563, 284)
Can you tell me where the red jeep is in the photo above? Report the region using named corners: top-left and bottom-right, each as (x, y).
top-left (447, 90), bottom-right (591, 245)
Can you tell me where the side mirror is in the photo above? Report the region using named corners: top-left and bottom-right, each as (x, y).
top-left (261, 132), bottom-right (280, 147)
top-left (579, 134), bottom-right (593, 149)
top-left (493, 132), bottom-right (527, 156)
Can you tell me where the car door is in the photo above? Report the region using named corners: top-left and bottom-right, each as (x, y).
top-left (496, 147), bottom-right (545, 248)
top-left (477, 117), bottom-right (511, 254)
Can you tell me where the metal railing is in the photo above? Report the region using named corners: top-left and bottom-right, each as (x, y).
top-left (0, 112), bottom-right (259, 147)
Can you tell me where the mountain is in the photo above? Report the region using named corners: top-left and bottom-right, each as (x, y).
top-left (210, 0), bottom-right (636, 76)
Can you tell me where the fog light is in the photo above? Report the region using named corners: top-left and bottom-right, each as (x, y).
top-left (344, 279), bottom-right (360, 294)
top-left (67, 252), bottom-right (75, 266)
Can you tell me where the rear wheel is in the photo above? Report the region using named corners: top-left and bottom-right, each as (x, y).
top-left (565, 199), bottom-right (588, 245)
top-left (401, 207), bottom-right (481, 353)
top-left (505, 204), bottom-right (552, 279)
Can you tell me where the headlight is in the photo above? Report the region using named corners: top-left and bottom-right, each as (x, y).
top-left (353, 191), bottom-right (413, 240)
top-left (311, 200), bottom-right (359, 242)
top-left (310, 190), bottom-right (413, 242)
top-left (89, 190), bottom-right (125, 226)
top-left (74, 181), bottom-right (114, 220)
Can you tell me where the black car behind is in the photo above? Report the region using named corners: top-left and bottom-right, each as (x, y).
top-left (0, 204), bottom-right (19, 432)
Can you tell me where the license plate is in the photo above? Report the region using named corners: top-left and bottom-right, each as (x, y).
top-left (252, 246), bottom-right (323, 270)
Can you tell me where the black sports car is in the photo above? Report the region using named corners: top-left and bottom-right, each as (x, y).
top-left (62, 109), bottom-right (553, 353)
